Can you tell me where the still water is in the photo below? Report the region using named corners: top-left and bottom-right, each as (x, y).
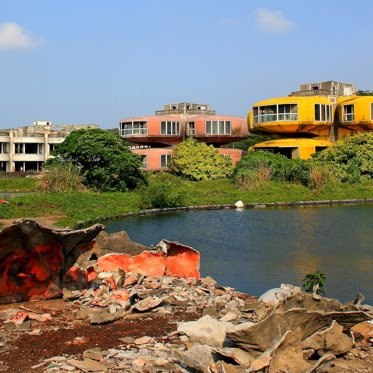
top-left (105, 206), bottom-right (373, 304)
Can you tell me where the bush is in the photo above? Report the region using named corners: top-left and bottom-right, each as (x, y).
top-left (235, 165), bottom-right (273, 191)
top-left (302, 271), bottom-right (326, 295)
top-left (37, 162), bottom-right (86, 192)
top-left (139, 173), bottom-right (186, 209)
top-left (235, 151), bottom-right (311, 187)
top-left (313, 132), bottom-right (373, 182)
top-left (170, 138), bottom-right (234, 181)
top-left (49, 128), bottom-right (146, 191)
top-left (308, 165), bottom-right (336, 191)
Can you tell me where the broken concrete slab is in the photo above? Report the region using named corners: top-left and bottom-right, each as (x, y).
top-left (0, 220), bottom-right (103, 304)
top-left (302, 320), bottom-right (353, 356)
top-left (97, 239), bottom-right (200, 278)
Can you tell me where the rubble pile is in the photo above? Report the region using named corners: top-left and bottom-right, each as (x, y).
top-left (0, 220), bottom-right (372, 372)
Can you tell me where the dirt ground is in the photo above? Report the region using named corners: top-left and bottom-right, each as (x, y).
top-left (0, 298), bottom-right (201, 373)
top-left (0, 216), bottom-right (66, 230)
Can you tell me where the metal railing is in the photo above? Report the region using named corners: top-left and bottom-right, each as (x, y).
top-left (120, 128), bottom-right (148, 136)
top-left (253, 113), bottom-right (298, 123)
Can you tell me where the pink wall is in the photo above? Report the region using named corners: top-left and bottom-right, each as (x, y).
top-left (131, 147), bottom-right (245, 170)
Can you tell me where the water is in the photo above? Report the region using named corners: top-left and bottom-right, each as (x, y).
top-left (105, 206), bottom-right (373, 304)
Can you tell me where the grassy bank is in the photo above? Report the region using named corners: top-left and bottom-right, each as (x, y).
top-left (0, 176), bottom-right (38, 192)
top-left (1, 178), bottom-right (373, 228)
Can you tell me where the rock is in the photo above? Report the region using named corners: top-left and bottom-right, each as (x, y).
top-left (214, 347), bottom-right (254, 367)
top-left (83, 349), bottom-right (107, 361)
top-left (228, 308), bottom-right (369, 354)
top-left (302, 320), bottom-right (353, 356)
top-left (177, 315), bottom-right (232, 348)
top-left (214, 360), bottom-right (248, 372)
top-left (258, 287), bottom-right (295, 307)
top-left (234, 200), bottom-right (244, 208)
top-left (118, 336), bottom-right (135, 344)
top-left (249, 353), bottom-right (271, 371)
top-left (351, 321), bottom-right (373, 343)
top-left (133, 296), bottom-right (163, 312)
top-left (67, 358), bottom-right (108, 372)
top-left (89, 309), bottom-right (125, 325)
top-left (268, 328), bottom-right (311, 373)
top-left (202, 276), bottom-right (217, 286)
top-left (134, 336), bottom-right (153, 345)
top-left (174, 344), bottom-right (214, 373)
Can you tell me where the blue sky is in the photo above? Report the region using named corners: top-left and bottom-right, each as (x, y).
top-left (1, 0), bottom-right (372, 129)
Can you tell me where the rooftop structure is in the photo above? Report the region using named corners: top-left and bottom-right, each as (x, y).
top-left (0, 121), bottom-right (98, 172)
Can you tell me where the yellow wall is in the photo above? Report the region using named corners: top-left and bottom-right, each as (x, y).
top-left (250, 96), bottom-right (334, 135)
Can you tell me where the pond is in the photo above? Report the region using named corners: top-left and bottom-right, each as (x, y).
top-left (105, 205), bottom-right (373, 304)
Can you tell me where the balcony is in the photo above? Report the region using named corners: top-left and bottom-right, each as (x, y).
top-left (253, 113), bottom-right (298, 124)
top-left (120, 128), bottom-right (148, 137)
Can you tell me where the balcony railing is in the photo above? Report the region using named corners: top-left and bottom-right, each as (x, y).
top-left (290, 89), bottom-right (333, 97)
top-left (253, 113), bottom-right (298, 124)
top-left (120, 128), bottom-right (148, 136)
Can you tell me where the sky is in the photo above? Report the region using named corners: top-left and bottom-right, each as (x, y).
top-left (1, 0), bottom-right (373, 129)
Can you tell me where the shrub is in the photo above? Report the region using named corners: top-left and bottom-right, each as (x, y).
top-left (49, 128), bottom-right (146, 191)
top-left (37, 162), bottom-right (86, 192)
top-left (170, 138), bottom-right (234, 181)
top-left (308, 165), bottom-right (336, 191)
top-left (139, 173), bottom-right (186, 209)
top-left (235, 165), bottom-right (273, 191)
top-left (313, 132), bottom-right (373, 182)
top-left (302, 271), bottom-right (326, 295)
top-left (235, 151), bottom-right (311, 186)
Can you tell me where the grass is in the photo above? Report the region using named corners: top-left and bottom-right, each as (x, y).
top-left (0, 177), bottom-right (38, 192)
top-left (1, 177), bottom-right (373, 229)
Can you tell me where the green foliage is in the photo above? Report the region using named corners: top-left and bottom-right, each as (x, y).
top-left (225, 134), bottom-right (276, 150)
top-left (234, 151), bottom-right (311, 186)
top-left (302, 271), bottom-right (326, 295)
top-left (313, 132), bottom-right (373, 182)
top-left (49, 128), bottom-right (146, 191)
top-left (170, 138), bottom-right (234, 181)
top-left (139, 173), bottom-right (186, 209)
top-left (37, 162), bottom-right (86, 192)
top-left (356, 90), bottom-right (373, 96)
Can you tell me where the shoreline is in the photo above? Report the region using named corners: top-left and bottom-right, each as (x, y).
top-left (74, 197), bottom-right (373, 228)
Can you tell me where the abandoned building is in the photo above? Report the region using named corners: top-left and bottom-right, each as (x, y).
top-left (0, 121), bottom-right (98, 172)
top-left (119, 103), bottom-right (249, 170)
top-left (248, 81), bottom-right (373, 159)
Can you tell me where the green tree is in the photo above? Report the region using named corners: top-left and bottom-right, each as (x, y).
top-left (170, 138), bottom-right (234, 181)
top-left (313, 132), bottom-right (373, 182)
top-left (50, 128), bottom-right (146, 191)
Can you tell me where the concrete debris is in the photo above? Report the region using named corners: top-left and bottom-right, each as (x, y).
top-left (0, 221), bottom-right (372, 372)
top-left (0, 220), bottom-right (104, 304)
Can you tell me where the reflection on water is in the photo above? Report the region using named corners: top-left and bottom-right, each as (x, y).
top-left (105, 205), bottom-right (373, 303)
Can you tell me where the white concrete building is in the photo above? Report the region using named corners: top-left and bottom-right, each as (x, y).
top-left (0, 121), bottom-right (98, 172)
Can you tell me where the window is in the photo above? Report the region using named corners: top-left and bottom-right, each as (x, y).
top-left (160, 154), bottom-right (171, 168)
top-left (140, 155), bottom-right (148, 169)
top-left (49, 144), bottom-right (56, 153)
top-left (343, 105), bottom-right (354, 122)
top-left (15, 143), bottom-right (24, 154)
top-left (187, 122), bottom-right (195, 135)
top-left (253, 104), bottom-right (298, 123)
top-left (205, 120), bottom-right (231, 135)
top-left (314, 104), bottom-right (332, 121)
top-left (120, 121), bottom-right (147, 136)
top-left (161, 121), bottom-right (180, 135)
top-left (25, 143), bottom-right (43, 154)
top-left (0, 142), bottom-right (8, 154)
